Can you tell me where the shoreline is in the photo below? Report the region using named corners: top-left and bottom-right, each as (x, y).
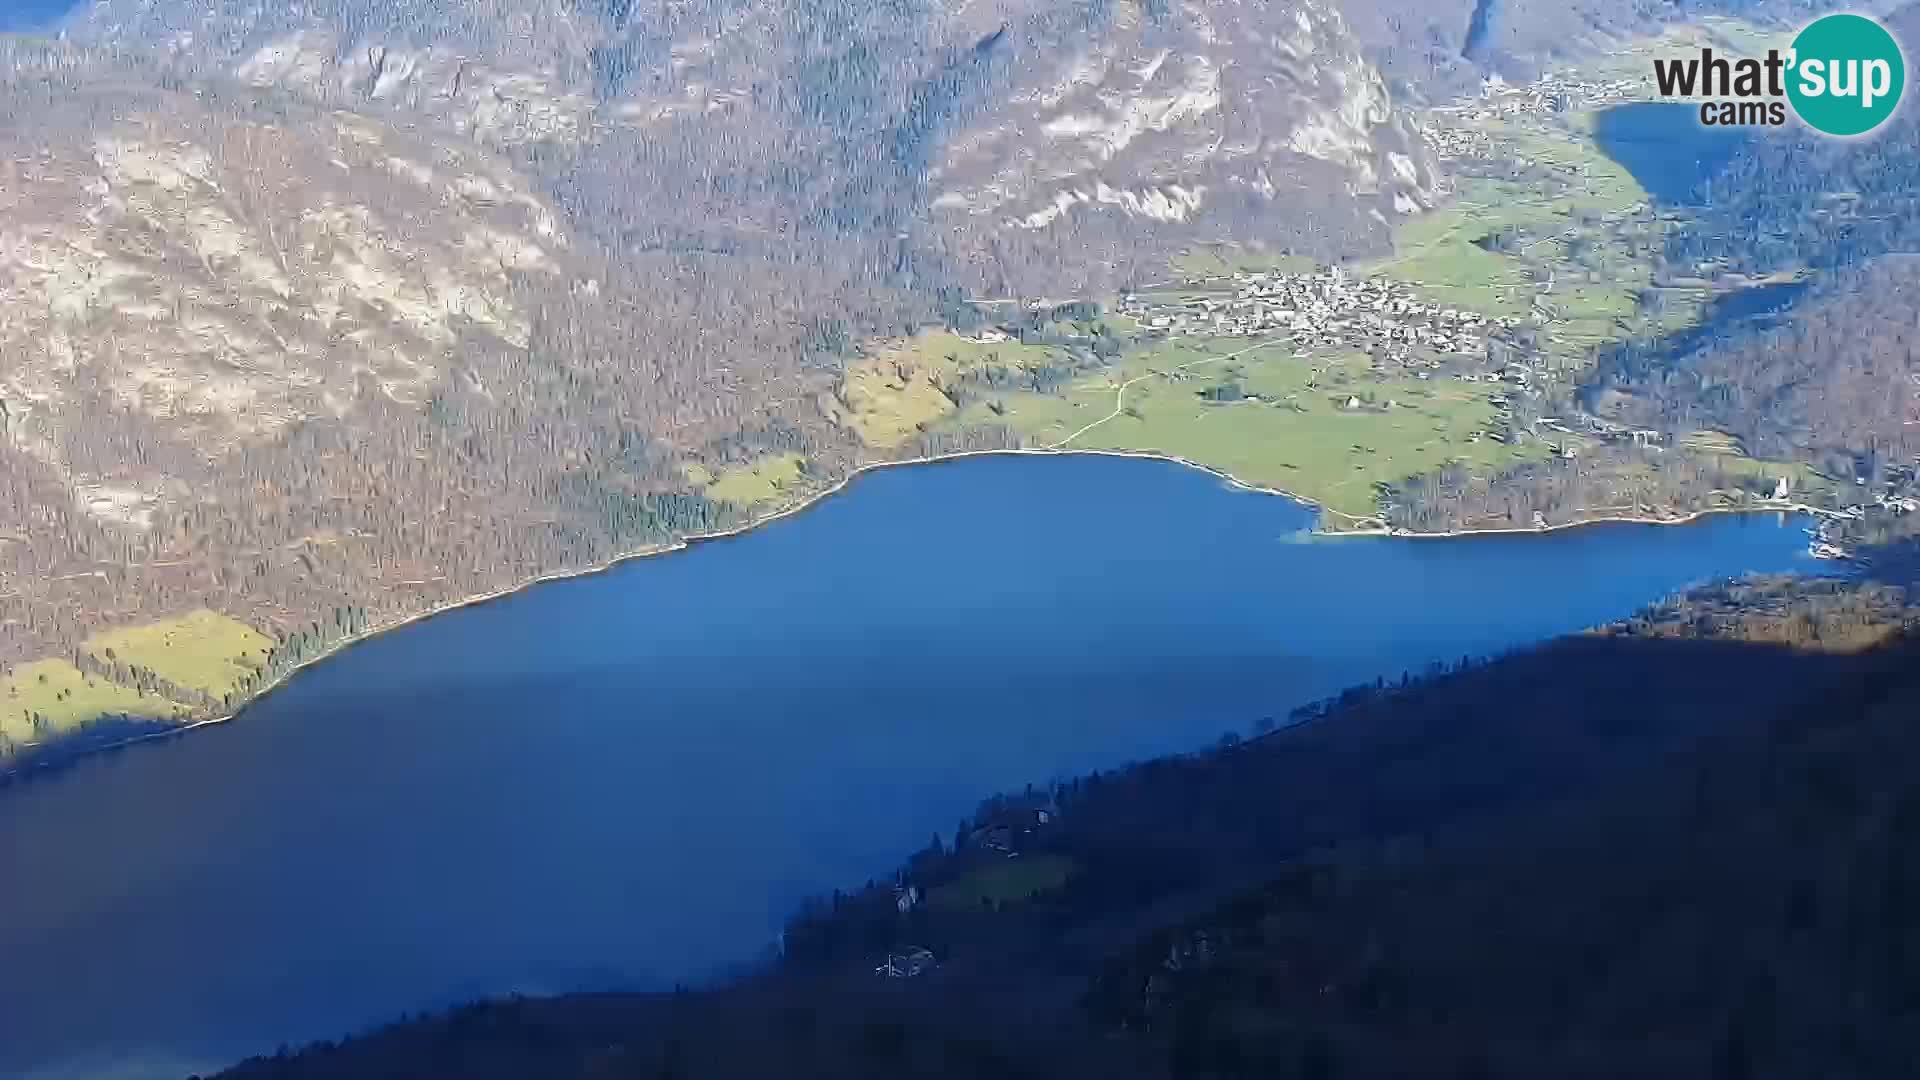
top-left (0, 446), bottom-right (1831, 782)
top-left (1319, 501), bottom-right (1840, 541)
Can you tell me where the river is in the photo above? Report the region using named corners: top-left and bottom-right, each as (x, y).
top-left (0, 454), bottom-right (1821, 1078)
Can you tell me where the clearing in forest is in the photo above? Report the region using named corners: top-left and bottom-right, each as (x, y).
top-left (0, 659), bottom-right (187, 747)
top-left (691, 453), bottom-right (810, 507)
top-left (839, 330), bottom-right (1073, 449)
top-left (932, 854), bottom-right (1079, 911)
top-left (83, 609), bottom-right (273, 698)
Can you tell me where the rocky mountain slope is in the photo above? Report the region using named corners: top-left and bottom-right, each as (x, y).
top-left (925, 0), bottom-right (1438, 290)
top-left (0, 38), bottom-right (819, 688)
top-left (69, 0), bottom-right (1445, 284)
top-left (0, 80), bottom-right (568, 479)
top-left (0, 0), bottom-right (1840, 759)
top-left (0, 0), bottom-right (1447, 676)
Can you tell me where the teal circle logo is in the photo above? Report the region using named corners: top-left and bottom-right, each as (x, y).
top-left (1787, 13), bottom-right (1905, 136)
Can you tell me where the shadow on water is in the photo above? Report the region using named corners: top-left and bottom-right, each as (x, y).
top-left (1698, 280), bottom-right (1808, 323)
top-left (1593, 102), bottom-right (1752, 206)
top-left (1656, 279), bottom-right (1809, 357)
top-left (0, 716), bottom-right (189, 788)
top-left (1590, 279), bottom-right (1810, 391)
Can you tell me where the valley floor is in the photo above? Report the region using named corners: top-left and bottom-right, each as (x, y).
top-left (836, 17), bottom-right (1850, 539)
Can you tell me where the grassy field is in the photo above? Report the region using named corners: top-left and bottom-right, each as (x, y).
top-left (839, 330), bottom-right (1074, 449)
top-left (1, 659), bottom-right (187, 747)
top-left (958, 339), bottom-right (1535, 521)
top-left (931, 854), bottom-right (1078, 911)
top-left (1692, 449), bottom-right (1831, 498)
top-left (689, 452), bottom-right (809, 507)
top-left (83, 609), bottom-right (273, 698)
top-left (1359, 183), bottom-right (1543, 320)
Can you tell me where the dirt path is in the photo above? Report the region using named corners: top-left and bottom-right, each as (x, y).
top-left (1047, 336), bottom-right (1294, 450)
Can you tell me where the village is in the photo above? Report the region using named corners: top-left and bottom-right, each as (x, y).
top-left (1116, 268), bottom-right (1522, 363)
top-left (1436, 70), bottom-right (1646, 122)
top-left (1418, 71), bottom-right (1647, 160)
top-left (963, 44), bottom-right (1895, 563)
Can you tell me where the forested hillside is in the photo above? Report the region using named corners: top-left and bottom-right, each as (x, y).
top-left (2, 0), bottom-right (1459, 763)
top-left (1667, 3), bottom-right (1920, 279)
top-left (0, 0), bottom-right (1762, 764)
top-left (1374, 1), bottom-right (1920, 539)
top-left (214, 577), bottom-right (1920, 1079)
top-left (1595, 259), bottom-right (1920, 477)
top-left (0, 0), bottom-right (1892, 764)
top-left (1547, 2), bottom-right (1920, 543)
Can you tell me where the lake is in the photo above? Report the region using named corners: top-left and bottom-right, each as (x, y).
top-left (0, 454), bottom-right (1821, 1079)
top-left (0, 0), bottom-right (79, 32)
top-left (1593, 102), bottom-right (1752, 206)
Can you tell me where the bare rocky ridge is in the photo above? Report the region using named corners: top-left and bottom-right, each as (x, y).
top-left (928, 0), bottom-right (1438, 287)
top-left (0, 87), bottom-right (568, 479)
top-left (71, 0), bottom-right (1445, 277)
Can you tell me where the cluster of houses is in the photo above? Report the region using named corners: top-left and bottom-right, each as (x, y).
top-left (873, 945), bottom-right (937, 978)
top-left (1419, 71), bottom-right (1644, 158)
top-left (1876, 489), bottom-right (1920, 515)
top-left (1119, 269), bottom-right (1520, 362)
top-left (1417, 121), bottom-right (1493, 162)
top-left (1869, 461), bottom-right (1920, 514)
top-left (962, 796), bottom-right (1056, 858)
top-left (1441, 72), bottom-right (1644, 123)
top-left (1810, 475), bottom-right (1920, 556)
top-left (1798, 469), bottom-right (1920, 560)
top-left (871, 795), bottom-right (1061, 979)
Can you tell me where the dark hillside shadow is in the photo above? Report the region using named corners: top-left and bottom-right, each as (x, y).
top-left (1586, 277), bottom-right (1809, 393)
top-left (214, 628), bottom-right (1920, 1080)
top-left (0, 714), bottom-right (188, 787)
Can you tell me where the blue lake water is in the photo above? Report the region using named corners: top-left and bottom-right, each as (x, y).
top-left (0, 0), bottom-right (78, 32)
top-left (1592, 101), bottom-right (1752, 206)
top-left (0, 454), bottom-right (1821, 1078)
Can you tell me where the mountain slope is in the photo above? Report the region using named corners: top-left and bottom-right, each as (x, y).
top-left (1665, 3), bottom-right (1920, 278)
top-left (1592, 258), bottom-right (1920, 476)
top-left (3, 0), bottom-right (1878, 761)
top-left (0, 0), bottom-right (1462, 762)
top-left (215, 588), bottom-right (1920, 1079)
top-left (0, 39), bottom-right (855, 705)
top-left (925, 0), bottom-right (1438, 291)
top-left (71, 0), bottom-right (1444, 281)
